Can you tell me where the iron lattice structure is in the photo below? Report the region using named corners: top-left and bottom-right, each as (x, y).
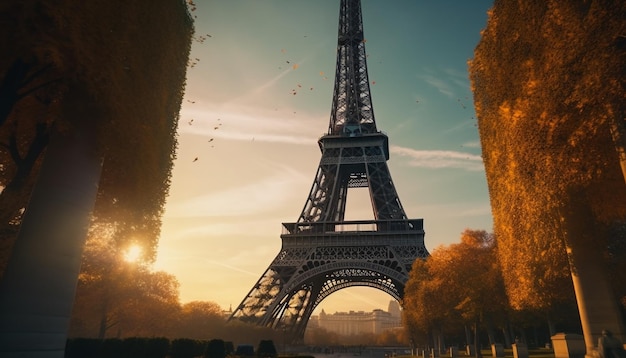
top-left (229, 0), bottom-right (428, 342)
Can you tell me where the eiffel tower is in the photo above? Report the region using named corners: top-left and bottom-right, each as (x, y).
top-left (229, 0), bottom-right (428, 342)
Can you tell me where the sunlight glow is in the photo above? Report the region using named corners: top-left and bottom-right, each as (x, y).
top-left (124, 244), bottom-right (143, 263)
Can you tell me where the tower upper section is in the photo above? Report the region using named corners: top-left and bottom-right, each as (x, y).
top-left (328, 0), bottom-right (377, 137)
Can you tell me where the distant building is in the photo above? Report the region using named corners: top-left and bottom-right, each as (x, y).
top-left (310, 301), bottom-right (402, 335)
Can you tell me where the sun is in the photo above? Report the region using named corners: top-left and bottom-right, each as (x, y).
top-left (123, 244), bottom-right (143, 263)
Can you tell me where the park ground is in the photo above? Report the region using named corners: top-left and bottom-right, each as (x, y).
top-left (307, 348), bottom-right (556, 358)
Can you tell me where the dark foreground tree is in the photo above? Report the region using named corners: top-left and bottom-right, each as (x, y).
top-left (0, 1), bottom-right (193, 356)
top-left (470, 0), bottom-right (626, 353)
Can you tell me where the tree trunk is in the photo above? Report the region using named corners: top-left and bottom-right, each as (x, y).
top-left (431, 328), bottom-right (439, 357)
top-left (98, 298), bottom-right (110, 340)
top-left (502, 326), bottom-right (511, 349)
top-left (439, 329), bottom-right (445, 356)
top-left (0, 117), bottom-right (102, 357)
top-left (608, 114), bottom-right (626, 184)
top-left (0, 59), bottom-right (30, 127)
top-left (532, 325), bottom-right (540, 349)
top-left (546, 312), bottom-right (556, 338)
top-left (486, 320), bottom-right (496, 346)
top-left (561, 192), bottom-right (626, 357)
top-left (474, 319), bottom-right (482, 358)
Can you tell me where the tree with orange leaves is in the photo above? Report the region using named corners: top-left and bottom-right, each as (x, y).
top-left (0, 1), bottom-right (194, 355)
top-left (404, 230), bottom-right (508, 357)
top-left (470, 0), bottom-right (626, 353)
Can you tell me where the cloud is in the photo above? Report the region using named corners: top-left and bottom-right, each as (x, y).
top-left (178, 105), bottom-right (323, 145)
top-left (462, 140), bottom-right (481, 148)
top-left (225, 58), bottom-right (309, 105)
top-left (441, 118), bottom-right (475, 134)
top-left (419, 74), bottom-right (455, 98)
top-left (165, 166), bottom-right (308, 218)
top-left (391, 145), bottom-right (484, 171)
top-left (443, 67), bottom-right (471, 89)
top-left (454, 203), bottom-right (492, 217)
top-left (416, 67), bottom-right (472, 99)
top-left (204, 259), bottom-right (262, 277)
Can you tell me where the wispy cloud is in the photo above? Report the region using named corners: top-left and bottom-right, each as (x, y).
top-left (391, 145), bottom-right (484, 171)
top-left (204, 259), bottom-right (266, 277)
top-left (419, 74), bottom-right (455, 98)
top-left (441, 118), bottom-right (475, 134)
top-left (165, 166), bottom-right (308, 218)
top-left (417, 67), bottom-right (472, 99)
top-left (453, 203), bottom-right (492, 217)
top-left (443, 67), bottom-right (471, 89)
top-left (462, 140), bottom-right (481, 148)
top-left (224, 57), bottom-right (310, 106)
top-left (178, 105), bottom-right (323, 145)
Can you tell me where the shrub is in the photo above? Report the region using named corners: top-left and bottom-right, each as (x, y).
top-left (145, 337), bottom-right (170, 358)
top-left (122, 337), bottom-right (149, 358)
top-left (65, 338), bottom-right (100, 358)
top-left (235, 344), bottom-right (255, 357)
top-left (225, 341), bottom-right (235, 355)
top-left (204, 338), bottom-right (226, 358)
top-left (100, 338), bottom-right (124, 358)
top-left (171, 338), bottom-right (205, 358)
top-left (256, 340), bottom-right (277, 358)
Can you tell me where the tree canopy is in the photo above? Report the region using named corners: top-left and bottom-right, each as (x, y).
top-left (469, 0), bottom-right (626, 312)
top-left (403, 230), bottom-right (509, 350)
top-left (402, 229), bottom-right (581, 350)
top-left (0, 0), bottom-right (195, 274)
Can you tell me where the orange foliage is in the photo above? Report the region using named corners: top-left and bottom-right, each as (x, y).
top-left (469, 0), bottom-right (626, 311)
top-left (403, 230), bottom-right (507, 341)
top-left (0, 0), bottom-right (194, 269)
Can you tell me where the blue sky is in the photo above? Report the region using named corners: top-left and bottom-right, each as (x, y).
top-left (153, 0), bottom-right (494, 314)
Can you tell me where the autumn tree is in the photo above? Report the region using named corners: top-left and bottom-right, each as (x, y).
top-left (304, 326), bottom-right (341, 346)
top-left (470, 0), bottom-right (626, 352)
top-left (0, 1), bottom-right (193, 356)
top-left (70, 235), bottom-right (231, 340)
top-left (403, 230), bottom-right (509, 356)
top-left (403, 256), bottom-right (462, 352)
top-left (177, 301), bottom-right (226, 340)
top-left (69, 235), bottom-right (181, 339)
top-left (376, 328), bottom-right (410, 347)
top-left (453, 231), bottom-right (509, 351)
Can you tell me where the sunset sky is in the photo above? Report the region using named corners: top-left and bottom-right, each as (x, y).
top-left (153, 0), bottom-right (494, 315)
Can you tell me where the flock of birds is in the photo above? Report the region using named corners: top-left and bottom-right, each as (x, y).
top-left (183, 32), bottom-right (477, 163)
